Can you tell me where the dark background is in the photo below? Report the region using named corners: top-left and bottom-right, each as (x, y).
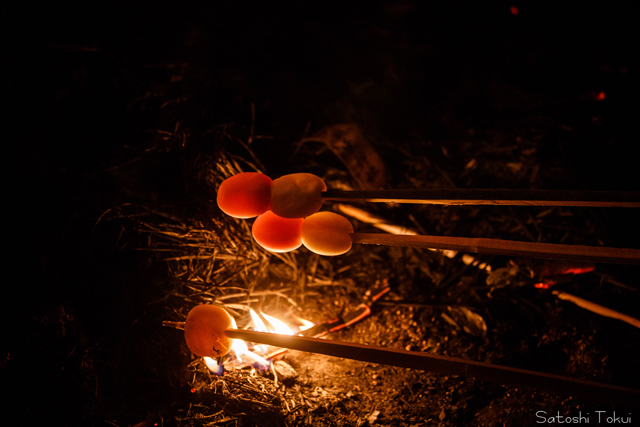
top-left (3, 1), bottom-right (639, 425)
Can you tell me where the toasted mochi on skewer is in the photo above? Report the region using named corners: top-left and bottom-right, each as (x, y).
top-left (302, 211), bottom-right (354, 256)
top-left (252, 210), bottom-right (304, 252)
top-left (217, 172), bottom-right (272, 218)
top-left (270, 173), bottom-right (327, 218)
top-left (184, 304), bottom-right (233, 358)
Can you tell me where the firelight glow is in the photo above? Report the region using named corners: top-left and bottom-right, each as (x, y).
top-left (298, 317), bottom-right (315, 331)
top-left (231, 337), bottom-right (269, 367)
top-left (248, 309), bottom-right (270, 354)
top-left (250, 309), bottom-right (268, 332)
top-left (262, 312), bottom-right (295, 335)
top-left (227, 315), bottom-right (269, 367)
top-left (203, 356), bottom-right (219, 371)
top-left (201, 307), bottom-right (316, 374)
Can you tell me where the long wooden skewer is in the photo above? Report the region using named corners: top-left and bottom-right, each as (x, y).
top-left (322, 189), bottom-right (640, 207)
top-left (350, 233), bottom-right (640, 265)
top-left (225, 329), bottom-right (640, 407)
top-left (552, 291), bottom-right (640, 329)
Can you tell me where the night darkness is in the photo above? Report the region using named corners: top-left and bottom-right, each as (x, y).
top-left (3, 2), bottom-right (640, 426)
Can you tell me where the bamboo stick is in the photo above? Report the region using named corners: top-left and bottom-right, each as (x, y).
top-left (350, 233), bottom-right (640, 265)
top-left (322, 189), bottom-right (640, 207)
top-left (225, 329), bottom-right (640, 407)
top-left (553, 291), bottom-right (640, 329)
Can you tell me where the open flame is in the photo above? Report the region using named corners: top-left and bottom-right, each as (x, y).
top-left (299, 318), bottom-right (314, 331)
top-left (203, 356), bottom-right (223, 375)
top-left (232, 337), bottom-right (269, 367)
top-left (248, 309), bottom-right (270, 354)
top-left (250, 309), bottom-right (268, 332)
top-left (291, 312), bottom-right (315, 331)
top-left (261, 312), bottom-right (294, 335)
top-left (203, 308), bottom-right (314, 375)
top-left (229, 314), bottom-right (269, 369)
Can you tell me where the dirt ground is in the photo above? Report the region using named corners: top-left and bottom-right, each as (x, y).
top-left (3, 2), bottom-right (640, 426)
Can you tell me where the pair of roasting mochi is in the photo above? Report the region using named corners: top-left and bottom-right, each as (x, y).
top-left (217, 172), bottom-right (353, 256)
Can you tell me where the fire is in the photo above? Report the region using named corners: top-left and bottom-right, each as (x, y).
top-left (249, 308), bottom-right (314, 335)
top-left (232, 337), bottom-right (269, 368)
top-left (298, 317), bottom-right (314, 331)
top-left (249, 309), bottom-right (270, 354)
top-left (250, 309), bottom-right (269, 332)
top-left (203, 356), bottom-right (222, 375)
top-left (228, 314), bottom-right (269, 368)
top-left (204, 308), bottom-right (315, 374)
top-left (261, 312), bottom-right (294, 335)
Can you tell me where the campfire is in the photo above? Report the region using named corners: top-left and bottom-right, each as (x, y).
top-left (164, 282), bottom-right (391, 377)
top-left (170, 307), bottom-right (310, 375)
